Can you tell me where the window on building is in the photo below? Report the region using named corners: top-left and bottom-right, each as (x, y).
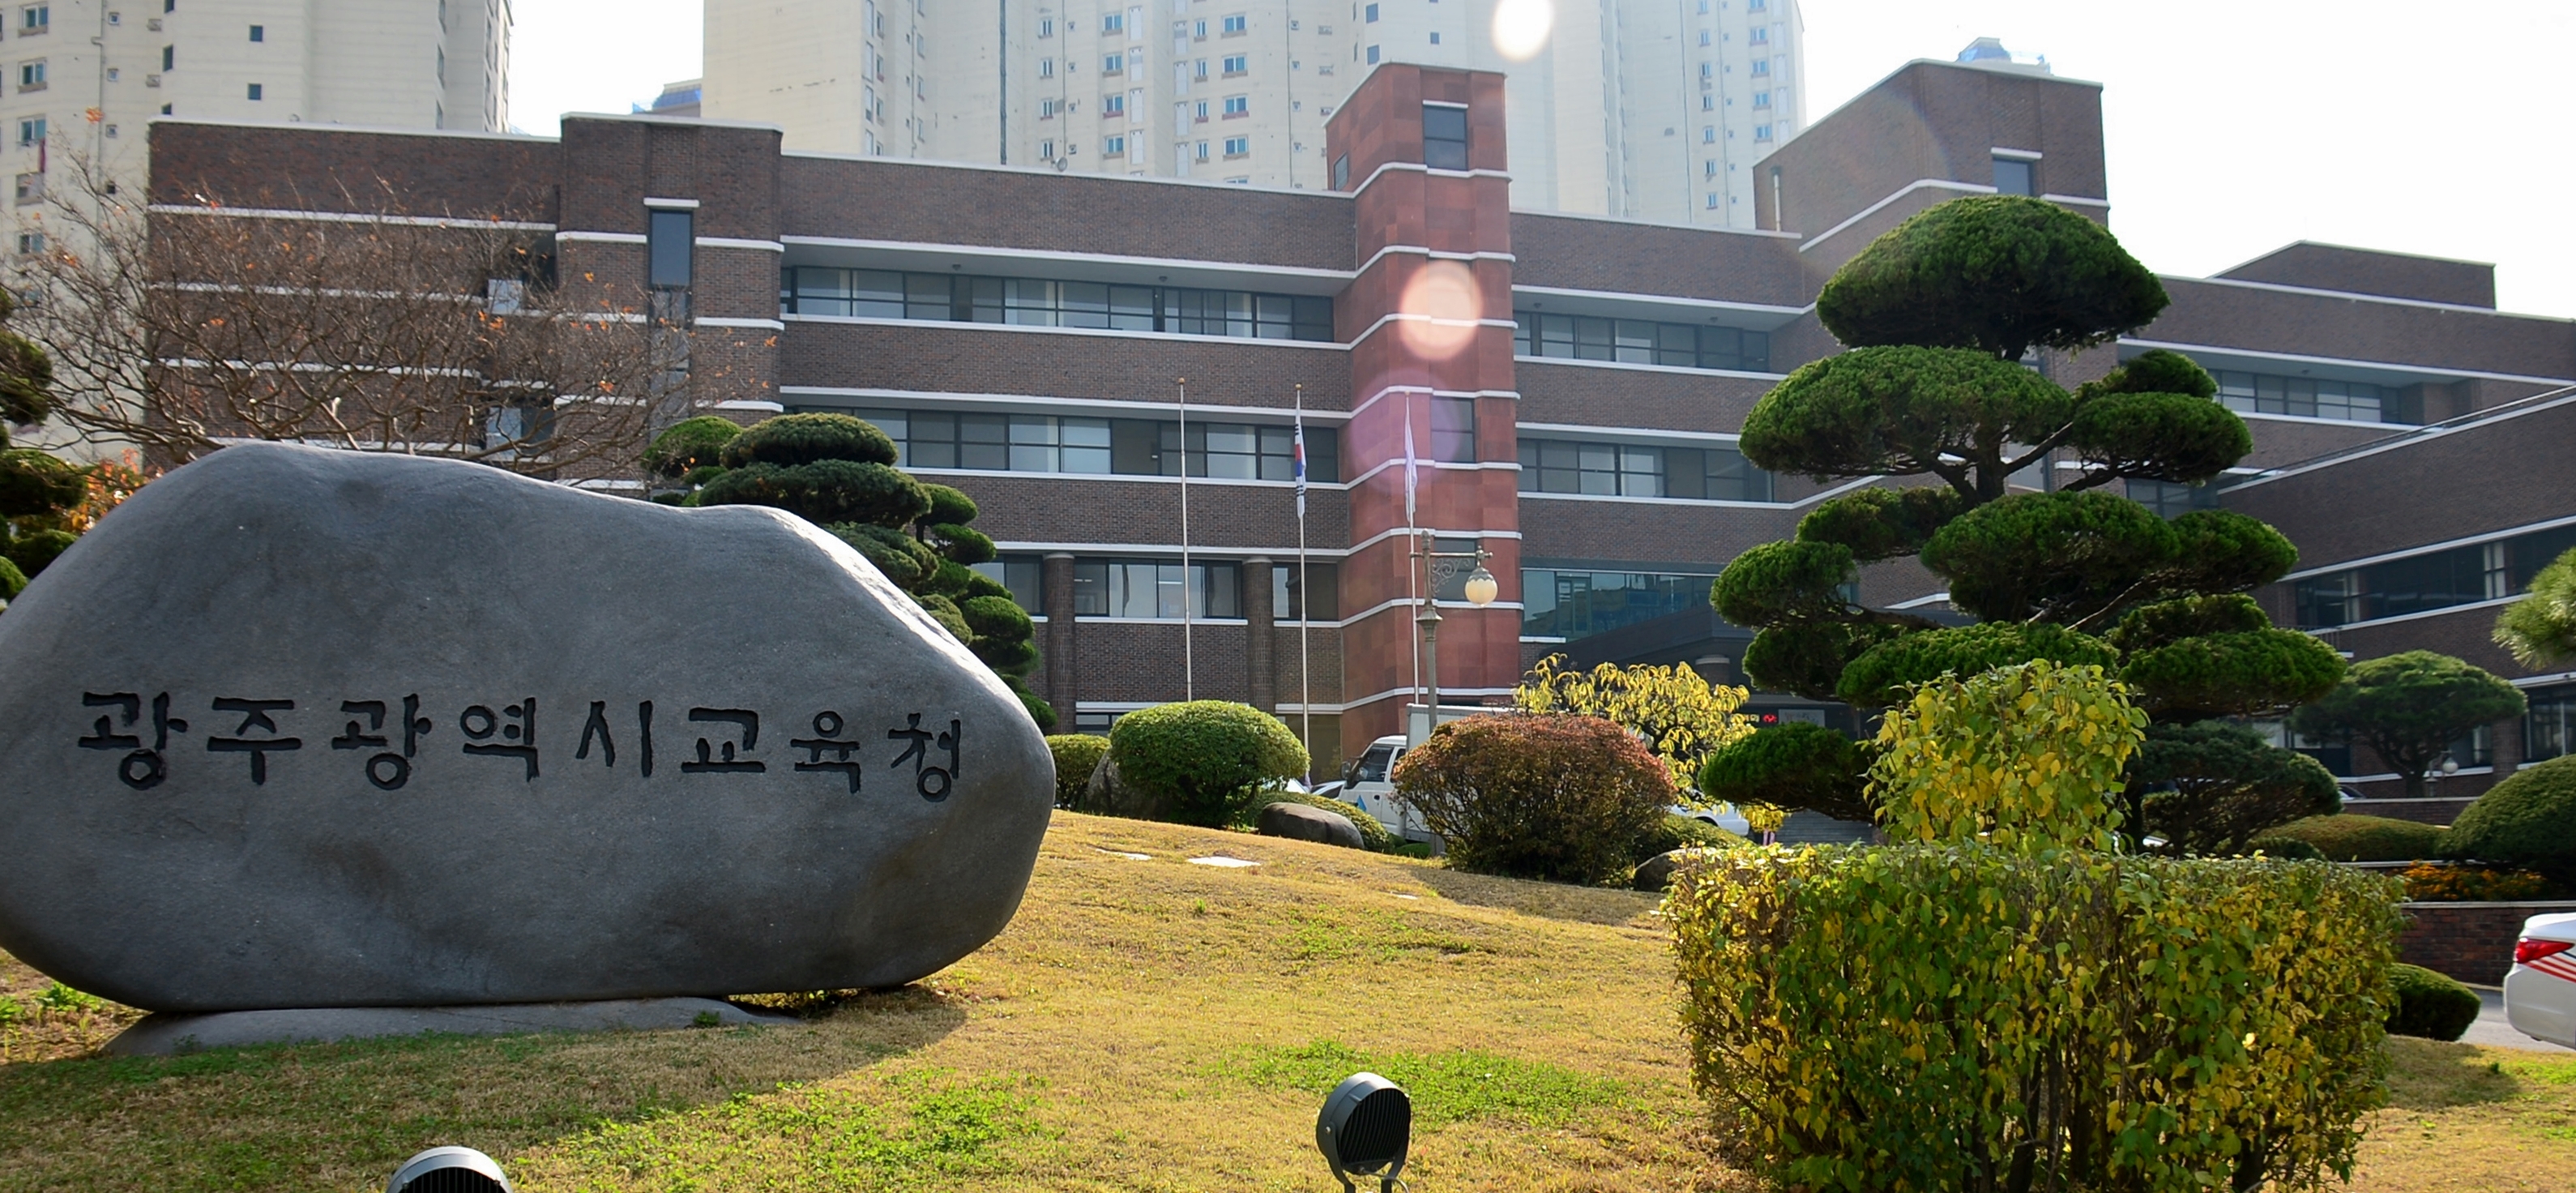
top-left (1103, 53), bottom-right (1123, 73)
top-left (1194, 19), bottom-right (1207, 38)
top-left (784, 268), bottom-right (1335, 344)
top-left (19, 5), bottom-right (45, 34)
top-left (1222, 14), bottom-right (1246, 34)
top-left (1749, 25), bottom-right (1769, 44)
top-left (17, 60), bottom-right (42, 91)
top-left (248, 23), bottom-right (262, 41)
top-left (1038, 137), bottom-right (1055, 159)
top-left (1513, 310), bottom-right (1774, 373)
top-left (14, 116), bottom-right (41, 146)
top-left (1223, 135), bottom-right (1248, 156)
top-left (2527, 684), bottom-right (2576, 764)
top-left (1429, 31), bottom-right (1439, 44)
top-left (1275, 562), bottom-right (1339, 622)
top-left (2213, 370), bottom-right (2398, 423)
top-left (1365, 2), bottom-right (1378, 19)
top-left (647, 208), bottom-right (692, 289)
top-left (161, 44), bottom-right (173, 70)
top-left (1332, 153), bottom-right (1350, 189)
top-left (1429, 396), bottom-right (1476, 463)
top-left (1700, 125), bottom-right (1715, 144)
top-left (1992, 156), bottom-right (2034, 196)
top-left (1038, 16), bottom-right (1054, 37)
top-left (11, 171), bottom-right (39, 203)
top-left (1752, 91), bottom-right (1771, 109)
top-left (1750, 57), bottom-right (1769, 75)
top-left (970, 557), bottom-right (1047, 616)
top-left (1071, 559), bottom-right (1241, 619)
top-left (1222, 53), bottom-right (1246, 74)
top-left (1518, 439), bottom-right (1772, 502)
top-left (15, 230), bottom-right (41, 255)
top-left (1101, 11), bottom-right (1123, 32)
top-left (1038, 57), bottom-right (1053, 78)
top-left (1698, 30), bottom-right (1711, 46)
top-left (245, 81), bottom-right (261, 100)
top-left (1523, 569), bottom-right (1723, 641)
top-left (1753, 123), bottom-right (1773, 141)
top-left (1223, 95), bottom-right (1247, 116)
top-left (1103, 92), bottom-right (1126, 115)
top-left (1422, 103), bottom-right (1468, 169)
top-left (2291, 522), bottom-right (2576, 630)
top-left (1104, 134), bottom-right (1126, 154)
top-left (2125, 478), bottom-right (2222, 517)
top-left (1365, 44), bottom-right (1380, 64)
top-left (1194, 139), bottom-right (1209, 160)
top-left (1194, 99), bottom-right (1209, 120)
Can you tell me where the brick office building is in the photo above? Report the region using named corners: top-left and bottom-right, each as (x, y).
top-left (143, 57), bottom-right (2576, 785)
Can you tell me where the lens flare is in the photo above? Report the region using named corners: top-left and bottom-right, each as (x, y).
top-left (1491, 0), bottom-right (1554, 62)
top-left (1396, 259), bottom-right (1482, 361)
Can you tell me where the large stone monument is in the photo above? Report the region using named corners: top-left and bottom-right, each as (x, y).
top-left (0, 443), bottom-right (1053, 1015)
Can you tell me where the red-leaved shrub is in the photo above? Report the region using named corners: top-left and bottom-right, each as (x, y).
top-left (1393, 713), bottom-right (1675, 884)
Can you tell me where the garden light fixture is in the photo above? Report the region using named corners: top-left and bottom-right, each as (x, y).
top-left (385, 1146), bottom-right (513, 1193)
top-left (1316, 1071), bottom-right (1412, 1192)
top-left (1461, 564), bottom-right (1498, 607)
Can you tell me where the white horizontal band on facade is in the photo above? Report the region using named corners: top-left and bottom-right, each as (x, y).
top-left (781, 312), bottom-right (1349, 352)
top-left (1518, 490), bottom-right (1789, 511)
top-left (698, 237), bottom-right (786, 253)
top-left (2229, 387), bottom-right (2576, 490)
top-left (2283, 511), bottom-right (2576, 580)
top-left (1510, 284), bottom-right (1809, 322)
top-left (1514, 353), bottom-right (1789, 383)
top-left (995, 540), bottom-right (1355, 558)
top-left (1888, 591), bottom-right (1954, 609)
top-left (556, 229), bottom-right (648, 245)
top-left (1073, 616), bottom-right (1253, 627)
top-left (697, 316), bottom-right (788, 330)
top-left (785, 384), bottom-right (1351, 422)
top-left (1514, 421), bottom-right (1745, 443)
top-left (1796, 179), bottom-right (1991, 254)
top-left (908, 465), bottom-right (1352, 493)
top-left (2178, 273), bottom-right (2567, 319)
top-left (2305, 594), bottom-right (2523, 635)
top-left (2122, 338), bottom-right (2576, 389)
top-left (2514, 670), bottom-right (2576, 689)
top-left (714, 400), bottom-right (787, 413)
top-left (1342, 457), bottom-right (1519, 488)
top-left (1356, 244), bottom-right (1519, 277)
top-left (1339, 683), bottom-right (1520, 712)
top-left (642, 197), bottom-right (701, 210)
top-left (778, 233), bottom-right (1356, 286)
top-left (1348, 384), bottom-right (1521, 422)
top-left (1345, 524), bottom-right (1523, 554)
top-left (1345, 310), bottom-right (1519, 351)
top-left (147, 203), bottom-right (557, 232)
top-left (1348, 158), bottom-right (1514, 198)
top-left (1339, 596), bottom-right (1529, 626)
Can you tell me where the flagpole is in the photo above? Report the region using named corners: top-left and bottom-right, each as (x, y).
top-left (1404, 391), bottom-right (1422, 725)
top-left (1294, 383), bottom-right (1312, 784)
top-left (1178, 376), bottom-right (1194, 702)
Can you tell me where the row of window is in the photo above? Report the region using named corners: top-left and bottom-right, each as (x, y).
top-left (833, 408), bottom-right (1343, 482)
top-left (1033, 12), bottom-right (1246, 38)
top-left (1514, 310), bottom-right (1775, 374)
top-left (781, 267), bottom-right (1335, 342)
top-left (2215, 370), bottom-right (2407, 425)
top-left (2293, 521), bottom-right (2576, 629)
top-left (1523, 569), bottom-right (1715, 642)
top-left (1516, 439), bottom-right (1775, 502)
top-left (973, 556), bottom-right (1339, 622)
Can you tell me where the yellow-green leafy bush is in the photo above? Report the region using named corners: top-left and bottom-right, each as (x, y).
top-left (1044, 734), bottom-right (1108, 809)
top-left (1668, 847), bottom-right (2401, 1193)
top-left (1668, 661), bottom-right (2404, 1192)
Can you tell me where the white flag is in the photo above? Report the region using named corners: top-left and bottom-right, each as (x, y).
top-left (1403, 412), bottom-right (1419, 526)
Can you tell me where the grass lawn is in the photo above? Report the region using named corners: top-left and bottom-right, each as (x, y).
top-left (0, 811), bottom-right (2569, 1191)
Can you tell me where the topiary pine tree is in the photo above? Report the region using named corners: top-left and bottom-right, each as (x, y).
top-left (0, 293), bottom-right (78, 605)
top-left (1700, 195), bottom-right (2343, 832)
top-left (2292, 651), bottom-right (2525, 802)
top-left (646, 413), bottom-right (1057, 729)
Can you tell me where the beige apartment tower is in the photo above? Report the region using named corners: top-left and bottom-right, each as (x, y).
top-left (0, 0), bottom-right (509, 202)
top-left (702, 0), bottom-right (1804, 229)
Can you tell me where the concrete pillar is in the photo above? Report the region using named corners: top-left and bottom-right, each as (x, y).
top-left (1244, 557), bottom-right (1275, 712)
top-left (1042, 553), bottom-right (1078, 724)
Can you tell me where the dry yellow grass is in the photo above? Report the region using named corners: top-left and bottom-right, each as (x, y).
top-left (5, 813), bottom-right (2573, 1191)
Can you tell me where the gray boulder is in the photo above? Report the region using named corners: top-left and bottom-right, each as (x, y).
top-left (0, 443), bottom-right (1053, 1013)
top-left (1079, 753), bottom-right (1169, 822)
top-left (1256, 800), bottom-right (1365, 849)
top-left (1634, 849), bottom-right (1690, 892)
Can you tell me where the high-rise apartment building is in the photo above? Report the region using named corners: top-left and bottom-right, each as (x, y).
top-left (0, 0), bottom-right (508, 204)
top-left (701, 0), bottom-right (1804, 229)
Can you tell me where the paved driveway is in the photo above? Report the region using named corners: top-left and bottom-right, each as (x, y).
top-left (2461, 985), bottom-right (2572, 1052)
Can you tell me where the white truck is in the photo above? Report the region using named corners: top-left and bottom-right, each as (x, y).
top-left (1329, 731), bottom-right (1754, 845)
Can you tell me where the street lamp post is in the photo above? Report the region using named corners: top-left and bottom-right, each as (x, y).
top-left (1412, 532), bottom-right (1499, 734)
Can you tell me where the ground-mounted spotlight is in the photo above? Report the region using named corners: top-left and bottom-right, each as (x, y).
top-left (385, 1146), bottom-right (514, 1193)
top-left (1316, 1071), bottom-right (1411, 1192)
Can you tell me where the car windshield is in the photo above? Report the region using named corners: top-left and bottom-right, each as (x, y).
top-left (1352, 744), bottom-right (1398, 784)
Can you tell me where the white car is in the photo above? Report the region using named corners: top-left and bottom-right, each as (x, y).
top-left (2504, 912), bottom-right (2576, 1048)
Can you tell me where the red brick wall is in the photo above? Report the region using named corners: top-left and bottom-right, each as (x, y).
top-left (2399, 900), bottom-right (2576, 985)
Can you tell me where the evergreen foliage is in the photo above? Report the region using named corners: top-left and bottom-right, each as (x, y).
top-left (656, 413), bottom-right (1056, 728)
top-left (2441, 755), bottom-right (2576, 883)
top-left (2386, 964), bottom-right (2481, 1042)
top-left (1106, 700), bottom-right (1309, 828)
top-left (1711, 195), bottom-right (2336, 847)
top-left (1697, 721), bottom-right (1874, 823)
top-left (2125, 721), bottom-right (2340, 856)
top-left (2292, 652), bottom-right (2525, 800)
top-left (2267, 815), bottom-right (2448, 863)
top-left (1043, 733), bottom-right (1109, 809)
top-left (2495, 545), bottom-right (2576, 668)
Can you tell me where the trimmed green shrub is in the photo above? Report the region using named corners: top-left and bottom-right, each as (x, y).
top-left (2443, 755), bottom-right (2576, 883)
top-left (2271, 814), bottom-right (2447, 863)
top-left (1393, 714), bottom-right (1675, 885)
top-left (716, 411), bottom-right (899, 468)
top-left (2245, 835), bottom-right (2326, 862)
top-left (694, 459), bottom-right (931, 527)
top-left (1698, 722), bottom-right (1874, 823)
top-left (1670, 848), bottom-right (2402, 1192)
top-left (0, 554), bottom-right (23, 601)
top-left (1044, 734), bottom-right (1108, 810)
top-left (642, 415), bottom-right (743, 479)
top-left (1836, 621), bottom-right (2118, 708)
top-left (1634, 813), bottom-right (1746, 864)
top-left (1813, 194), bottom-right (2169, 361)
top-left (0, 447), bottom-right (86, 519)
top-left (2386, 963), bottom-right (2481, 1042)
top-left (2126, 721), bottom-right (2340, 856)
top-left (3, 526), bottom-right (76, 578)
top-left (1245, 789), bottom-right (1402, 853)
top-left (1107, 701), bottom-right (1309, 828)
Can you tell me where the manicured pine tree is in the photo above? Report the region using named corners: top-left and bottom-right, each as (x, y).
top-left (0, 292), bottom-right (81, 603)
top-left (1698, 195), bottom-right (2345, 849)
top-left (644, 413), bottom-right (1057, 729)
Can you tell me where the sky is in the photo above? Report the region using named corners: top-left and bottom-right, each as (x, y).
top-left (508, 0), bottom-right (2575, 319)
